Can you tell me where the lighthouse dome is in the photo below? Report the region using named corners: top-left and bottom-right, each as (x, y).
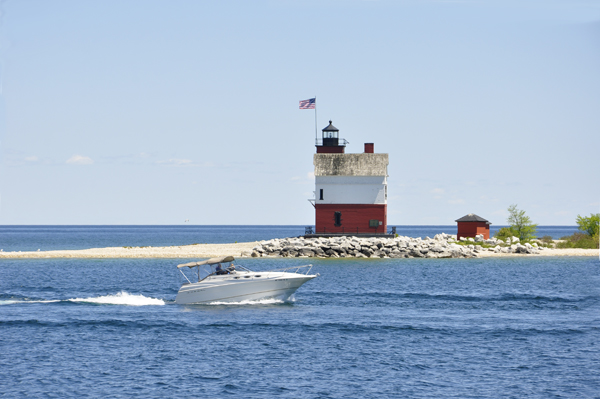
top-left (322, 120), bottom-right (339, 132)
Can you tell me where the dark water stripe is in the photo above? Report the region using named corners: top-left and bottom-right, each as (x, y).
top-left (1, 319), bottom-right (595, 336)
top-left (316, 291), bottom-right (598, 303)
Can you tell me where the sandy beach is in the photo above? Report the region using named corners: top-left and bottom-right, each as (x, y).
top-left (0, 242), bottom-right (597, 259)
top-left (0, 242), bottom-right (259, 259)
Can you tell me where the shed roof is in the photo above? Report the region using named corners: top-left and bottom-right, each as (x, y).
top-left (455, 213), bottom-right (491, 224)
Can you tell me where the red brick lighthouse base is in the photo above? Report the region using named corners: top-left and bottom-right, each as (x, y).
top-left (315, 204), bottom-right (387, 235)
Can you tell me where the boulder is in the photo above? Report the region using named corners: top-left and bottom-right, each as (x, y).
top-left (410, 249), bottom-right (424, 258)
top-left (361, 248), bottom-right (373, 257)
top-left (299, 248), bottom-right (315, 257)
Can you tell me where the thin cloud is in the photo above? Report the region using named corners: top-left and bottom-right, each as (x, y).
top-left (66, 155), bottom-right (93, 165)
top-left (157, 158), bottom-right (192, 166)
top-left (291, 171), bottom-right (315, 183)
top-left (156, 159), bottom-right (213, 167)
top-left (431, 188), bottom-right (445, 199)
top-left (448, 198), bottom-right (465, 205)
top-left (24, 156), bottom-right (38, 162)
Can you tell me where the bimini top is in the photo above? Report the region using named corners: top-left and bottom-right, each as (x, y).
top-left (177, 256), bottom-right (235, 269)
top-left (455, 213), bottom-right (491, 224)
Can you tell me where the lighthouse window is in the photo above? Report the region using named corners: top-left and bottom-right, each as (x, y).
top-left (320, 189), bottom-right (324, 200)
top-left (334, 212), bottom-right (342, 227)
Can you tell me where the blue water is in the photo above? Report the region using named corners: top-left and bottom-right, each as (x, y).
top-left (0, 225), bottom-right (579, 251)
top-left (1, 227), bottom-right (599, 398)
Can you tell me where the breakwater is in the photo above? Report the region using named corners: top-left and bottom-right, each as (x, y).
top-left (248, 234), bottom-right (546, 258)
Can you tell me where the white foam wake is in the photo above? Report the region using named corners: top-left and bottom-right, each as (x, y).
top-left (206, 297), bottom-right (291, 306)
top-left (0, 299), bottom-right (60, 305)
top-left (68, 291), bottom-right (165, 306)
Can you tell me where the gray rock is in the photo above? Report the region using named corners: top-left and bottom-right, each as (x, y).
top-left (361, 248), bottom-right (373, 257)
top-left (299, 248), bottom-right (315, 257)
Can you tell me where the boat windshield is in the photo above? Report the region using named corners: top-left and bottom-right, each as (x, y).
top-left (178, 262), bottom-right (252, 284)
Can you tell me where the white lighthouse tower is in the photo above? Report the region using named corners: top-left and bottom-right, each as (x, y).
top-left (310, 121), bottom-right (389, 236)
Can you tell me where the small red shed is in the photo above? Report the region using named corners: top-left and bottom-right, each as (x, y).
top-left (455, 213), bottom-right (491, 240)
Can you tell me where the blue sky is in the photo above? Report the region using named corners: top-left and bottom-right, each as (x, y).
top-left (0, 0), bottom-right (598, 225)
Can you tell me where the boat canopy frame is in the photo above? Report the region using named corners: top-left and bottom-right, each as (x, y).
top-left (177, 257), bottom-right (255, 284)
top-left (177, 256), bottom-right (236, 269)
top-left (177, 256), bottom-right (316, 285)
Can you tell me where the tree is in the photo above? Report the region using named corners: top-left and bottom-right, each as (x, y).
top-left (576, 213), bottom-right (599, 237)
top-left (506, 204), bottom-right (537, 242)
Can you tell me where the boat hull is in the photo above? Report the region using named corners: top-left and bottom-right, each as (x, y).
top-left (175, 272), bottom-right (316, 305)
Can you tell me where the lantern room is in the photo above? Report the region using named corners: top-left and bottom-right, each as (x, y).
top-left (316, 120), bottom-right (348, 154)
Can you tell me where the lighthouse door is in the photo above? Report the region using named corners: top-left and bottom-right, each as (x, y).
top-left (334, 212), bottom-right (342, 227)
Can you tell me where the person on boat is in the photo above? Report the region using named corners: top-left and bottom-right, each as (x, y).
top-left (215, 264), bottom-right (226, 275)
top-left (226, 263), bottom-right (236, 274)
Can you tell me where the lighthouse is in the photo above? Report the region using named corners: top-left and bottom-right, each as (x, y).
top-left (310, 121), bottom-right (390, 236)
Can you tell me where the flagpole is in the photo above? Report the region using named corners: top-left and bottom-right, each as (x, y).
top-left (314, 96), bottom-right (318, 145)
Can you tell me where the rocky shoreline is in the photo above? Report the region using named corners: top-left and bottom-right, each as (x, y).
top-left (248, 234), bottom-right (554, 259)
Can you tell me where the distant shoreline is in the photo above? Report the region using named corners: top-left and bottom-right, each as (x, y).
top-left (0, 241), bottom-right (597, 259)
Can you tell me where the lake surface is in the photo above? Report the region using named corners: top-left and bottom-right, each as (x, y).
top-left (1, 259), bottom-right (598, 397)
top-left (1, 226), bottom-right (598, 398)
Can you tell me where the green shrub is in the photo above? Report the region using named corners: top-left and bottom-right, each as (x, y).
top-left (576, 213), bottom-right (599, 237)
top-left (540, 235), bottom-right (553, 243)
top-left (494, 227), bottom-right (516, 240)
top-left (556, 232), bottom-right (599, 249)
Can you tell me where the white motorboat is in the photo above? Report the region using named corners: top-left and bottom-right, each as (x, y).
top-left (175, 256), bottom-right (318, 305)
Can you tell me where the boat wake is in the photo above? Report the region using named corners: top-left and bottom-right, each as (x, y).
top-left (0, 291), bottom-right (165, 306)
top-left (0, 299), bottom-right (60, 305)
top-left (68, 291), bottom-right (165, 306)
top-left (206, 297), bottom-right (294, 306)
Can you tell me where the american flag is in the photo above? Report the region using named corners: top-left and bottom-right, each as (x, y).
top-left (299, 98), bottom-right (316, 109)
